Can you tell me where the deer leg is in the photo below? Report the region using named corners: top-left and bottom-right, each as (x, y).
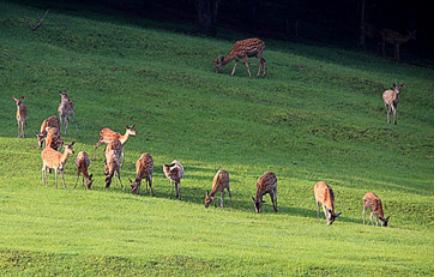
top-left (316, 202), bottom-right (321, 220)
top-left (230, 60), bottom-right (238, 76)
top-left (116, 169), bottom-right (123, 190)
top-left (54, 169), bottom-right (58, 189)
top-left (17, 121), bottom-right (20, 137)
top-left (149, 177), bottom-right (153, 196)
top-left (64, 117), bottom-right (68, 135)
top-left (271, 191), bottom-right (278, 212)
top-left (61, 169), bottom-right (66, 189)
top-left (362, 206), bottom-right (366, 224)
top-left (41, 166), bottom-right (46, 185)
top-left (261, 58), bottom-right (267, 76)
top-left (227, 186), bottom-right (231, 198)
top-left (175, 182), bottom-right (180, 200)
top-left (243, 56), bottom-right (252, 77)
top-left (256, 58), bottom-right (262, 77)
top-left (391, 106), bottom-right (397, 125)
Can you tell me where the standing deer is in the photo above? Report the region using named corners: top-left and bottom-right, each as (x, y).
top-left (75, 151), bottom-right (93, 189)
top-left (94, 125), bottom-right (136, 164)
top-left (362, 192), bottom-right (390, 227)
top-left (383, 83), bottom-right (404, 124)
top-left (204, 169), bottom-right (230, 208)
top-left (214, 38), bottom-right (266, 77)
top-left (41, 141), bottom-right (75, 188)
top-left (130, 153), bottom-right (154, 195)
top-left (379, 29), bottom-right (416, 61)
top-left (314, 181), bottom-right (341, 225)
top-left (163, 160), bottom-right (184, 200)
top-left (12, 96), bottom-right (27, 138)
top-left (251, 171), bottom-right (278, 213)
top-left (104, 139), bottom-right (122, 189)
top-left (58, 91), bottom-right (75, 135)
top-left (37, 115), bottom-right (61, 149)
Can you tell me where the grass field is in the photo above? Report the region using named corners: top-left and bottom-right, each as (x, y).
top-left (0, 1), bottom-right (433, 276)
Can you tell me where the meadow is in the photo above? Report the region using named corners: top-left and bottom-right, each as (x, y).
top-left (0, 1), bottom-right (433, 276)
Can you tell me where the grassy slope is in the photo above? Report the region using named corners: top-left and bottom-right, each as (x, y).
top-left (0, 2), bottom-right (433, 276)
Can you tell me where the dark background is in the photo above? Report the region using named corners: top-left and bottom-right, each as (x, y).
top-left (15, 0), bottom-right (435, 65)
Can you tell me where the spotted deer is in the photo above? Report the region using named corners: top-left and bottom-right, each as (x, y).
top-left (383, 83), bottom-right (404, 124)
top-left (362, 192), bottom-right (390, 227)
top-left (130, 153), bottom-right (154, 195)
top-left (251, 171), bottom-right (277, 213)
top-left (37, 115), bottom-right (61, 149)
top-left (214, 38), bottom-right (266, 77)
top-left (379, 29), bottom-right (416, 61)
top-left (163, 160), bottom-right (184, 200)
top-left (12, 96), bottom-right (27, 138)
top-left (94, 125), bottom-right (136, 164)
top-left (75, 151), bottom-right (93, 189)
top-left (41, 141), bottom-right (75, 188)
top-left (314, 181), bottom-right (341, 225)
top-left (58, 91), bottom-right (75, 135)
top-left (104, 139), bottom-right (122, 189)
top-left (204, 169), bottom-right (230, 208)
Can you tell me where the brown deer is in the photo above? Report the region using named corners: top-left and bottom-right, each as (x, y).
top-left (314, 181), bottom-right (341, 225)
top-left (163, 160), bottom-right (184, 200)
top-left (44, 127), bottom-right (64, 151)
top-left (58, 91), bottom-right (75, 135)
top-left (94, 125), bottom-right (136, 163)
top-left (379, 29), bottom-right (416, 61)
top-left (383, 83), bottom-right (404, 124)
top-left (75, 151), bottom-right (93, 189)
top-left (362, 192), bottom-right (390, 227)
top-left (41, 141), bottom-right (75, 188)
top-left (214, 38), bottom-right (266, 77)
top-left (104, 139), bottom-right (122, 189)
top-left (130, 153), bottom-right (154, 195)
top-left (37, 115), bottom-right (61, 149)
top-left (204, 169), bottom-right (230, 208)
top-left (251, 171), bottom-right (277, 213)
top-left (12, 96), bottom-right (27, 138)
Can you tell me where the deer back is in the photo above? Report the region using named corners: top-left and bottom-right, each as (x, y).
top-left (76, 151), bottom-right (91, 172)
top-left (100, 128), bottom-right (121, 143)
top-left (136, 153), bottom-right (153, 180)
top-left (363, 192), bottom-right (385, 218)
top-left (230, 38), bottom-right (265, 58)
top-left (211, 169), bottom-right (230, 195)
top-left (314, 181), bottom-right (335, 211)
top-left (256, 171), bottom-right (277, 196)
top-left (382, 90), bottom-right (398, 106)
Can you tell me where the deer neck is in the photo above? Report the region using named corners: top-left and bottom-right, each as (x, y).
top-left (222, 53), bottom-right (236, 65)
top-left (60, 151), bottom-right (71, 166)
top-left (119, 133), bottom-right (130, 145)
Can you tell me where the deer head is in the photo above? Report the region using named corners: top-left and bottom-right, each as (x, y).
top-left (252, 196), bottom-right (262, 213)
top-left (65, 142), bottom-right (75, 156)
top-left (327, 211), bottom-right (341, 225)
top-left (126, 125), bottom-right (136, 136)
top-left (214, 55), bottom-right (225, 73)
top-left (204, 191), bottom-right (214, 208)
top-left (36, 131), bottom-right (46, 148)
top-left (12, 96), bottom-right (24, 106)
top-left (380, 216), bottom-right (390, 227)
top-left (392, 83), bottom-right (405, 94)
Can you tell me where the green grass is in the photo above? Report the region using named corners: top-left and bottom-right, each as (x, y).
top-left (0, 1), bottom-right (433, 276)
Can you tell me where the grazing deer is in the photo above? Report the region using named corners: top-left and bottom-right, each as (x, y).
top-left (314, 181), bottom-right (341, 225)
top-left (58, 91), bottom-right (75, 135)
top-left (204, 169), bottom-right (230, 208)
top-left (362, 192), bottom-right (390, 227)
top-left (104, 139), bottom-right (122, 189)
top-left (214, 38), bottom-right (266, 77)
top-left (37, 115), bottom-right (61, 149)
top-left (94, 125), bottom-right (136, 164)
top-left (130, 153), bottom-right (154, 195)
top-left (379, 29), bottom-right (416, 61)
top-left (41, 141), bottom-right (75, 188)
top-left (383, 83), bottom-right (404, 124)
top-left (75, 151), bottom-right (93, 189)
top-left (163, 160), bottom-right (184, 200)
top-left (12, 96), bottom-right (27, 138)
top-left (251, 171), bottom-right (277, 213)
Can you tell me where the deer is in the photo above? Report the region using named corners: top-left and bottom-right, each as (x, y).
top-left (104, 139), bottom-right (123, 190)
top-left (36, 115), bottom-right (61, 149)
top-left (204, 169), bottom-right (230, 208)
top-left (130, 153), bottom-right (154, 195)
top-left (44, 127), bottom-right (64, 151)
top-left (74, 151), bottom-right (93, 189)
top-left (93, 125), bottom-right (136, 164)
top-left (214, 38), bottom-right (266, 77)
top-left (163, 160), bottom-right (184, 200)
top-left (383, 82), bottom-right (404, 124)
top-left (41, 141), bottom-right (75, 188)
top-left (12, 96), bottom-right (27, 138)
top-left (58, 90), bottom-right (75, 135)
top-left (251, 171), bottom-right (277, 213)
top-left (362, 192), bottom-right (390, 227)
top-left (379, 29), bottom-right (416, 61)
top-left (314, 181), bottom-right (341, 225)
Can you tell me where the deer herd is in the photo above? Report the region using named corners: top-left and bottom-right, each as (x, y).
top-left (11, 37), bottom-right (401, 227)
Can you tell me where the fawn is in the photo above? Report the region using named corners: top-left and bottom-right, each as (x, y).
top-left (383, 83), bottom-right (404, 124)
top-left (204, 169), bottom-right (230, 208)
top-left (41, 141), bottom-right (75, 188)
top-left (37, 115), bottom-right (61, 149)
top-left (314, 181), bottom-right (341, 225)
top-left (362, 192), bottom-right (390, 227)
top-left (251, 171), bottom-right (277, 213)
top-left (163, 160), bottom-right (184, 200)
top-left (214, 38), bottom-right (266, 77)
top-left (58, 91), bottom-right (75, 135)
top-left (130, 153), bottom-right (154, 195)
top-left (104, 139), bottom-right (122, 189)
top-left (94, 125), bottom-right (136, 163)
top-left (75, 151), bottom-right (93, 189)
top-left (12, 96), bottom-right (27, 138)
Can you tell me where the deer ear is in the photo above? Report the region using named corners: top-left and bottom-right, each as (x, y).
top-left (12, 96), bottom-right (17, 101)
top-left (335, 212), bottom-right (342, 218)
top-left (20, 96), bottom-right (25, 100)
top-left (89, 174), bottom-right (93, 179)
top-left (400, 83), bottom-right (405, 88)
top-left (385, 216), bottom-right (390, 221)
top-left (129, 178), bottom-right (133, 183)
top-left (70, 141), bottom-right (75, 146)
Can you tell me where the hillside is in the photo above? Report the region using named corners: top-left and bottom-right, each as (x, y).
top-left (0, 2), bottom-right (433, 276)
